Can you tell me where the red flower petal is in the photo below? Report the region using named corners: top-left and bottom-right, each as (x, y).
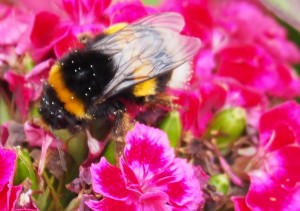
top-left (86, 197), bottom-right (136, 211)
top-left (119, 158), bottom-right (141, 194)
top-left (231, 196), bottom-right (251, 211)
top-left (124, 124), bottom-right (175, 179)
top-left (90, 157), bottom-right (131, 200)
top-left (0, 148), bottom-right (16, 191)
top-left (30, 11), bottom-right (60, 48)
top-left (247, 171), bottom-right (300, 211)
top-left (265, 146), bottom-right (300, 188)
top-left (4, 71), bottom-right (34, 119)
top-left (259, 101), bottom-right (300, 147)
top-left (108, 1), bottom-right (156, 24)
top-left (139, 191), bottom-right (169, 210)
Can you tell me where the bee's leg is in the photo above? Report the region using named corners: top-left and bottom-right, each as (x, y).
top-left (112, 110), bottom-right (131, 159)
top-left (144, 93), bottom-right (176, 111)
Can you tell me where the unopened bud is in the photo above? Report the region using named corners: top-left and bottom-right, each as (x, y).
top-left (205, 107), bottom-right (246, 149)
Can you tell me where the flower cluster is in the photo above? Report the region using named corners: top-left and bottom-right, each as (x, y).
top-left (87, 123), bottom-right (204, 210)
top-left (0, 0), bottom-right (300, 210)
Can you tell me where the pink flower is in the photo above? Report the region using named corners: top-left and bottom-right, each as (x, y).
top-left (86, 123), bottom-right (204, 210)
top-left (217, 2), bottom-right (300, 63)
top-left (0, 4), bottom-right (31, 46)
top-left (217, 44), bottom-right (300, 98)
top-left (0, 147), bottom-right (22, 210)
top-left (173, 82), bottom-right (227, 137)
top-left (108, 0), bottom-right (157, 24)
top-left (26, 0), bottom-right (111, 61)
top-left (24, 122), bottom-right (66, 174)
top-left (233, 101), bottom-right (300, 210)
top-left (4, 71), bottom-right (35, 120)
top-left (4, 59), bottom-right (53, 119)
top-left (160, 0), bottom-right (213, 45)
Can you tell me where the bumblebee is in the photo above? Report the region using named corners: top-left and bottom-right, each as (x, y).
top-left (39, 12), bottom-right (201, 132)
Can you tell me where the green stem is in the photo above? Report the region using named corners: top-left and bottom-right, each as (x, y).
top-left (42, 171), bottom-right (63, 210)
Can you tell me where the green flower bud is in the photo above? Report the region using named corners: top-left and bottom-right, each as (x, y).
top-left (159, 111), bottom-right (182, 148)
top-left (103, 140), bottom-right (116, 165)
top-left (205, 107), bottom-right (246, 149)
top-left (209, 174), bottom-right (230, 195)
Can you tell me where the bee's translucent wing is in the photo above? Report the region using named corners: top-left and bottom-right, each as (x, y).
top-left (91, 12), bottom-right (201, 102)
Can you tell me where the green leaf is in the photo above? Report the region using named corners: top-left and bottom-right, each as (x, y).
top-left (14, 148), bottom-right (38, 190)
top-left (260, 0), bottom-right (300, 32)
top-left (159, 111), bottom-right (182, 148)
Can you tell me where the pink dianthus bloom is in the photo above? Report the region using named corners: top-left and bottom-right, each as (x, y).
top-left (86, 123), bottom-right (203, 210)
top-left (0, 147), bottom-right (22, 210)
top-left (233, 101), bottom-right (300, 210)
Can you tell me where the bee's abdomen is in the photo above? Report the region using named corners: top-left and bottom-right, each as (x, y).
top-left (40, 85), bottom-right (83, 129)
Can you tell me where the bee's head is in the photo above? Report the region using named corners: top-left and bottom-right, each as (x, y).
top-left (39, 84), bottom-right (83, 131)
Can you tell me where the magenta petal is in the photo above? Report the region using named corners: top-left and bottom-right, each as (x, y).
top-left (25, 59), bottom-right (55, 101)
top-left (0, 185), bottom-right (10, 210)
top-left (231, 196), bottom-right (251, 211)
top-left (259, 101), bottom-right (300, 146)
top-left (108, 1), bottom-right (156, 24)
top-left (29, 11), bottom-right (61, 61)
top-left (53, 27), bottom-right (83, 58)
top-left (8, 185), bottom-right (22, 210)
top-left (0, 148), bottom-right (17, 191)
top-left (120, 157), bottom-right (141, 194)
top-left (263, 122), bottom-right (295, 152)
top-left (265, 146), bottom-right (300, 188)
top-left (165, 159), bottom-right (202, 210)
top-left (124, 123), bottom-right (175, 179)
top-left (0, 123), bottom-right (9, 146)
top-left (0, 5), bottom-right (31, 45)
top-left (86, 197), bottom-right (136, 211)
top-left (4, 71), bottom-right (34, 119)
top-left (247, 171), bottom-right (300, 211)
top-left (90, 157), bottom-right (131, 200)
top-left (30, 11), bottom-right (60, 48)
top-left (24, 122), bottom-right (58, 149)
top-left (139, 191), bottom-right (169, 211)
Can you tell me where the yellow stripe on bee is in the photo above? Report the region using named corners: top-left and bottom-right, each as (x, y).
top-left (133, 78), bottom-right (157, 97)
top-left (103, 23), bottom-right (128, 35)
top-left (48, 64), bottom-right (87, 119)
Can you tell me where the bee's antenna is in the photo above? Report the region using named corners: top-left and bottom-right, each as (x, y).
top-left (50, 126), bottom-right (67, 172)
